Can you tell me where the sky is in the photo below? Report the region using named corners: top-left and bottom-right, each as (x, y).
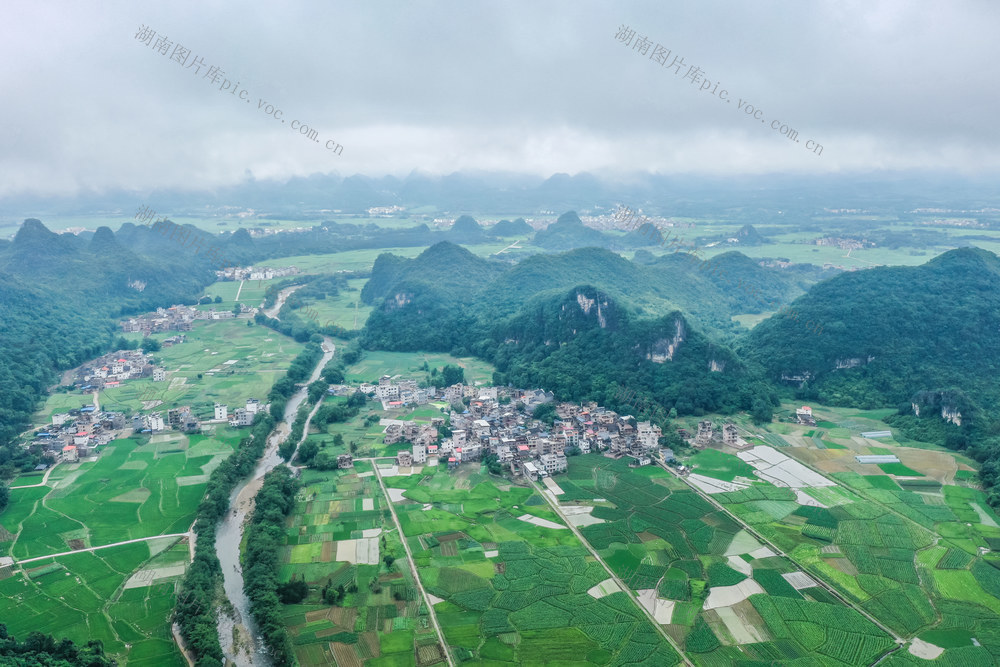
top-left (2, 0), bottom-right (999, 197)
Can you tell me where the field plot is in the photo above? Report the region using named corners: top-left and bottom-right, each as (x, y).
top-left (0, 537), bottom-right (186, 665)
top-left (4, 433), bottom-right (237, 560)
top-left (280, 464), bottom-right (440, 666)
top-left (106, 318), bottom-right (304, 416)
top-left (291, 277), bottom-right (374, 331)
top-left (559, 455), bottom-right (896, 666)
top-left (715, 460), bottom-right (1000, 662)
top-left (389, 463), bottom-right (681, 665)
top-left (345, 350), bottom-right (494, 387)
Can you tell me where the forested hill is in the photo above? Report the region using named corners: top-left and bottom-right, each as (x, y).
top-left (484, 285), bottom-right (775, 419)
top-left (360, 244), bottom-right (780, 419)
top-left (362, 242), bottom-right (808, 342)
top-left (740, 247), bottom-right (1000, 409)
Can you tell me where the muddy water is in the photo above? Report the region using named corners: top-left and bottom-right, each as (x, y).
top-left (214, 338), bottom-right (334, 666)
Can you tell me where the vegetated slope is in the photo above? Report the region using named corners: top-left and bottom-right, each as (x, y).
top-left (741, 247), bottom-right (1000, 408)
top-left (486, 285), bottom-right (773, 418)
top-left (360, 245), bottom-right (778, 419)
top-left (532, 210), bottom-right (611, 251)
top-left (741, 247), bottom-right (1000, 504)
top-left (490, 217), bottom-right (532, 236)
top-left (362, 241), bottom-right (806, 346)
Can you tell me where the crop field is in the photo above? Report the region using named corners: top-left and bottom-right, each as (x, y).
top-left (3, 431), bottom-right (238, 560)
top-left (345, 350), bottom-right (495, 386)
top-left (713, 458), bottom-right (1000, 662)
top-left (688, 449), bottom-right (756, 482)
top-left (0, 536), bottom-right (187, 665)
top-left (301, 394), bottom-right (399, 459)
top-left (286, 277), bottom-right (373, 331)
top-left (279, 464), bottom-right (438, 666)
top-left (558, 455), bottom-right (896, 665)
top-left (29, 318), bottom-right (304, 425)
top-left (384, 462), bottom-right (681, 665)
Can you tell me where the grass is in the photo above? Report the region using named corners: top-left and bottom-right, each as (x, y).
top-left (0, 541), bottom-right (186, 665)
top-left (878, 462), bottom-right (924, 477)
top-left (6, 432), bottom-right (239, 559)
top-left (345, 350), bottom-right (495, 386)
top-left (688, 449), bottom-right (756, 482)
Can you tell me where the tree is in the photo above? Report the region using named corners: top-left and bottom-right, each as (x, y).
top-left (276, 579), bottom-right (309, 604)
top-left (232, 303), bottom-right (242, 316)
top-left (751, 398), bottom-right (772, 425)
top-left (0, 483), bottom-right (10, 514)
top-left (214, 295), bottom-right (223, 304)
top-left (296, 441), bottom-right (318, 465)
top-left (140, 338), bottom-right (161, 353)
top-left (441, 364), bottom-right (465, 387)
top-left (383, 554), bottom-right (395, 569)
top-left (532, 402), bottom-right (557, 425)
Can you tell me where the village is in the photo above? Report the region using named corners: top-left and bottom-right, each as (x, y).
top-left (343, 374), bottom-right (758, 483)
top-left (33, 358), bottom-right (765, 487)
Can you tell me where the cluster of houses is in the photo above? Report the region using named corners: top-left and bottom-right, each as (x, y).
top-left (32, 407), bottom-right (128, 463)
top-left (130, 398), bottom-right (267, 434)
top-left (120, 305), bottom-right (199, 334)
top-left (119, 303), bottom-right (249, 335)
top-left (34, 395), bottom-right (268, 465)
top-left (688, 419), bottom-right (750, 450)
top-left (214, 265), bottom-right (300, 282)
top-left (75, 351), bottom-right (155, 392)
top-left (339, 375), bottom-right (555, 414)
top-left (381, 382), bottom-right (677, 481)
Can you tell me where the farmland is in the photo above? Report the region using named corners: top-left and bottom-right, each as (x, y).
top-left (552, 455), bottom-right (896, 665)
top-left (278, 461), bottom-right (443, 666)
top-left (0, 536), bottom-right (189, 665)
top-left (32, 317), bottom-right (304, 427)
top-left (390, 462), bottom-right (681, 665)
top-left (3, 429), bottom-right (241, 560)
top-left (344, 350), bottom-right (495, 387)
top-left (695, 443), bottom-right (1000, 662)
top-left (280, 458), bottom-right (682, 665)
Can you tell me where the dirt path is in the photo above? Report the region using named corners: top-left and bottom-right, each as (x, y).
top-left (529, 478), bottom-right (694, 666)
top-left (370, 461), bottom-right (455, 667)
top-left (10, 464), bottom-right (58, 489)
top-left (17, 532), bottom-right (189, 565)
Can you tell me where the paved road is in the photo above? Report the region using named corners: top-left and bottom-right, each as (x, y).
top-left (369, 460), bottom-right (455, 667)
top-left (528, 478), bottom-right (694, 666)
top-left (10, 464), bottom-right (58, 489)
top-left (17, 532), bottom-right (189, 565)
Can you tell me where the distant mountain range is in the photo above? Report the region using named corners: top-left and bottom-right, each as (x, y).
top-left (7, 170), bottom-right (1000, 222)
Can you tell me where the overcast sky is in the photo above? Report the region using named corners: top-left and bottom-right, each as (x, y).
top-left (2, 0), bottom-right (999, 197)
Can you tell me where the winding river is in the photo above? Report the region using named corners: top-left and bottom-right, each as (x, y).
top-left (214, 336), bottom-right (335, 666)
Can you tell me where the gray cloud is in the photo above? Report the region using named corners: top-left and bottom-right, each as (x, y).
top-left (1, 0), bottom-right (999, 197)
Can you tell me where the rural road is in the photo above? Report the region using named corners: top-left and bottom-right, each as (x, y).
top-left (17, 532), bottom-right (189, 565)
top-left (528, 477), bottom-right (694, 666)
top-left (369, 459), bottom-right (455, 667)
top-left (10, 464), bottom-right (58, 489)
